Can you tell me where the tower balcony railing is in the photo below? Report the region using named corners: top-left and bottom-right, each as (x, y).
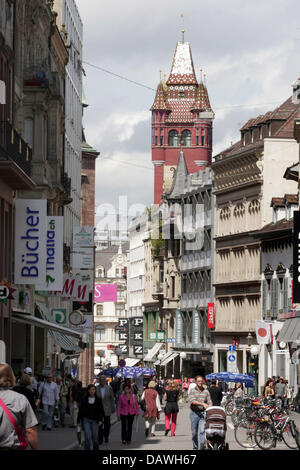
top-left (0, 121), bottom-right (32, 177)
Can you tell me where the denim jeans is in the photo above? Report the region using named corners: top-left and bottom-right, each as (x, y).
top-left (190, 410), bottom-right (206, 449)
top-left (82, 417), bottom-right (99, 450)
top-left (42, 404), bottom-right (55, 429)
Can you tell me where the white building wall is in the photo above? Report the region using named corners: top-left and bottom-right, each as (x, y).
top-left (262, 138), bottom-right (298, 226)
top-left (54, 0), bottom-right (83, 246)
top-left (127, 216), bottom-right (147, 318)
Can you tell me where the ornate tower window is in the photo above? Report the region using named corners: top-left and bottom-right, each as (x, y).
top-left (168, 130), bottom-right (179, 147)
top-left (181, 129), bottom-right (191, 147)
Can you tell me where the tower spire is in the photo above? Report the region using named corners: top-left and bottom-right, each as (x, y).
top-left (180, 13), bottom-right (185, 42)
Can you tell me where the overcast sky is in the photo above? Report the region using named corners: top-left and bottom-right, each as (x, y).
top-left (76, 0), bottom-right (300, 220)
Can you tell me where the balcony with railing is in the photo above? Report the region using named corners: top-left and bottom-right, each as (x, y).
top-left (0, 121), bottom-right (34, 188)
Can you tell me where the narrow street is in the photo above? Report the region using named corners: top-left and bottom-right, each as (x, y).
top-left (36, 403), bottom-right (300, 451)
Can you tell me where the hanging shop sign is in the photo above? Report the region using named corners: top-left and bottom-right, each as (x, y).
top-left (94, 284), bottom-right (117, 303)
top-left (14, 199), bottom-right (47, 285)
top-left (35, 217), bottom-right (63, 291)
top-left (255, 321), bottom-right (273, 345)
top-left (175, 309), bottom-right (184, 347)
top-left (207, 303), bottom-right (215, 329)
top-left (293, 211), bottom-right (300, 303)
top-left (73, 226), bottom-right (94, 247)
top-left (0, 281), bottom-right (15, 304)
top-left (192, 310), bottom-right (201, 346)
top-left (51, 275), bottom-right (90, 301)
top-left (72, 248), bottom-right (94, 269)
top-left (51, 308), bottom-right (67, 325)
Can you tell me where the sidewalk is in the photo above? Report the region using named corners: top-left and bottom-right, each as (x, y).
top-left (36, 404), bottom-right (300, 450)
top-left (37, 412), bottom-right (118, 450)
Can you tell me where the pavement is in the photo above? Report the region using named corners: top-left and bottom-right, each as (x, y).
top-left (36, 403), bottom-right (300, 451)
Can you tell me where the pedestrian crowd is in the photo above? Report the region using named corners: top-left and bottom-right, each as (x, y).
top-left (1, 362), bottom-right (300, 451)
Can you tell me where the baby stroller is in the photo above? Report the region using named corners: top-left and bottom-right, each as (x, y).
top-left (205, 406), bottom-right (228, 450)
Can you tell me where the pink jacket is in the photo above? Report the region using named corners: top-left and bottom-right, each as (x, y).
top-left (117, 393), bottom-right (140, 417)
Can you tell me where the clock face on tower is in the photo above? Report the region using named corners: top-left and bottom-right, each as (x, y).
top-left (69, 310), bottom-right (83, 326)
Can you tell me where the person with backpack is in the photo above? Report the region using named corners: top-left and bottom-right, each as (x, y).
top-left (0, 363), bottom-right (38, 450)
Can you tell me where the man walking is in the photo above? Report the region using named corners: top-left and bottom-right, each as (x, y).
top-left (275, 377), bottom-right (287, 408)
top-left (209, 380), bottom-right (223, 406)
top-left (38, 374), bottom-right (59, 431)
top-left (96, 375), bottom-right (115, 444)
top-left (189, 376), bottom-right (212, 450)
top-left (55, 376), bottom-right (68, 427)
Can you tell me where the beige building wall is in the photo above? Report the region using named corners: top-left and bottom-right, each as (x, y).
top-left (262, 138), bottom-right (299, 225)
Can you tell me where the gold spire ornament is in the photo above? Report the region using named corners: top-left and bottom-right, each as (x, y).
top-left (180, 13), bottom-right (185, 42)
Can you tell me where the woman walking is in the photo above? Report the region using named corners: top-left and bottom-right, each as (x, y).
top-left (141, 380), bottom-right (162, 437)
top-left (0, 364), bottom-right (38, 450)
top-left (117, 384), bottom-right (140, 445)
top-left (264, 379), bottom-right (275, 399)
top-left (164, 379), bottom-right (180, 437)
top-left (77, 384), bottom-right (104, 450)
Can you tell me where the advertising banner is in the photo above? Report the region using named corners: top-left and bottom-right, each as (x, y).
top-left (35, 217), bottom-right (63, 291)
top-left (94, 284), bottom-right (117, 303)
top-left (293, 211), bottom-right (300, 303)
top-left (255, 321), bottom-right (273, 345)
top-left (14, 199), bottom-right (47, 285)
top-left (52, 275), bottom-right (90, 301)
top-left (192, 310), bottom-right (201, 346)
top-left (207, 303), bottom-right (215, 329)
top-left (72, 248), bottom-right (94, 269)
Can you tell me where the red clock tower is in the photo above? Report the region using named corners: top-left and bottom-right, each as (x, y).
top-left (151, 38), bottom-right (214, 204)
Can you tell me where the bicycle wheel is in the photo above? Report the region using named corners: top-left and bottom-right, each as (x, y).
top-left (254, 422), bottom-right (276, 450)
top-left (225, 401), bottom-right (235, 416)
top-left (282, 421), bottom-right (299, 450)
top-left (234, 420), bottom-right (257, 449)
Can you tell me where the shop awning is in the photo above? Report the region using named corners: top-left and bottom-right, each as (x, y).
top-left (49, 330), bottom-right (83, 353)
top-left (12, 313), bottom-right (82, 339)
top-left (125, 358), bottom-right (140, 367)
top-left (277, 318), bottom-right (300, 342)
top-left (160, 351), bottom-right (179, 366)
top-left (144, 342), bottom-right (164, 361)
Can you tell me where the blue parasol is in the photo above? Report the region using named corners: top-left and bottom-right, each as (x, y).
top-left (101, 366), bottom-right (156, 378)
top-left (205, 372), bottom-right (254, 387)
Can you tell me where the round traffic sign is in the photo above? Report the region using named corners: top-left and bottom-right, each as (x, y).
top-left (228, 354), bottom-right (236, 362)
top-left (119, 359), bottom-right (126, 368)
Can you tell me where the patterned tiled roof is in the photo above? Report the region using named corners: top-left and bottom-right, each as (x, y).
top-left (151, 82), bottom-right (170, 111)
top-left (165, 100), bottom-right (195, 123)
top-left (191, 82), bottom-right (212, 111)
top-left (166, 42), bottom-right (197, 86)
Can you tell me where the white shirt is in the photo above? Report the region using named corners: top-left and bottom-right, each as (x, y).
top-left (188, 383), bottom-right (197, 395)
top-left (39, 381), bottom-right (59, 406)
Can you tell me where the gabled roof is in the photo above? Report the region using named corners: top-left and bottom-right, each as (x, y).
top-left (166, 42), bottom-right (197, 86)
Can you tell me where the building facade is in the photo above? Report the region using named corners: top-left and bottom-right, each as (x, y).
top-left (212, 94), bottom-right (300, 388)
top-left (94, 244), bottom-right (128, 372)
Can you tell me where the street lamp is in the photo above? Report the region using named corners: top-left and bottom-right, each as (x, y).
top-left (247, 332), bottom-right (253, 347)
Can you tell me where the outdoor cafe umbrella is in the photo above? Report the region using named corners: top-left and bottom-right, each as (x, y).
top-left (100, 366), bottom-right (156, 378)
top-left (205, 372), bottom-right (254, 387)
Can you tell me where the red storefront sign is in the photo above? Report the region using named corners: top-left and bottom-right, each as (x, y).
top-left (207, 303), bottom-right (215, 328)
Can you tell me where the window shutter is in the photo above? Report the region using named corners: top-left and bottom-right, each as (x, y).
top-left (271, 278), bottom-right (279, 319)
top-left (262, 279), bottom-right (267, 320)
top-left (283, 277), bottom-right (289, 312)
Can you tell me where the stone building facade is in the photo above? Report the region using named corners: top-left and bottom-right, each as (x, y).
top-left (212, 94), bottom-right (300, 384)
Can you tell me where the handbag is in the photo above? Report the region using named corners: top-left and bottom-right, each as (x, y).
top-left (139, 398), bottom-right (146, 412)
top-left (0, 397), bottom-right (28, 450)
